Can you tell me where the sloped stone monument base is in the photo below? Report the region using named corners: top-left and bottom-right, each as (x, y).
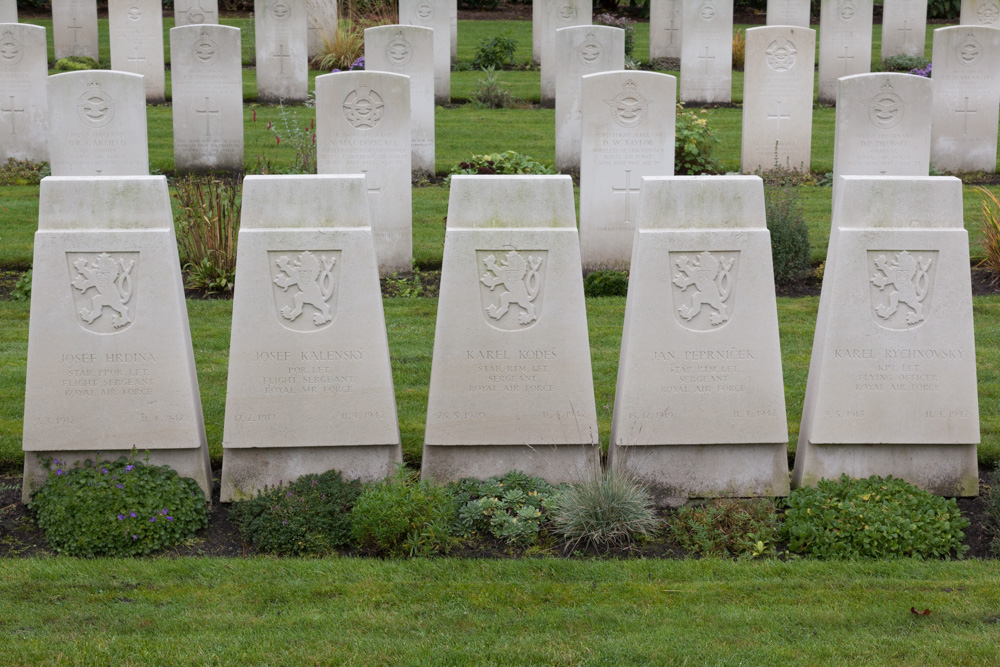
top-left (792, 444), bottom-right (978, 497)
top-left (221, 446), bottom-right (402, 502)
top-left (421, 444), bottom-right (600, 485)
top-left (609, 444), bottom-right (790, 503)
top-left (23, 448), bottom-right (212, 504)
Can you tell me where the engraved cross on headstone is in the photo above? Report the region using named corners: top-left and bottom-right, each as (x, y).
top-left (838, 46), bottom-right (855, 74)
top-left (611, 170), bottom-right (640, 224)
top-left (767, 101), bottom-right (790, 135)
top-left (360, 169), bottom-right (381, 217)
top-left (699, 46), bottom-right (715, 73)
top-left (1, 95), bottom-right (25, 136)
top-left (898, 20), bottom-right (913, 45)
top-left (955, 96), bottom-right (978, 135)
top-left (68, 18), bottom-right (84, 45)
top-left (664, 19), bottom-right (679, 45)
top-left (195, 96), bottom-right (220, 137)
top-left (128, 46), bottom-right (147, 72)
top-left (273, 42), bottom-right (291, 75)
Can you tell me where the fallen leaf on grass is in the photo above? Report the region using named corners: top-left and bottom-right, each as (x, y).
top-left (910, 607), bottom-right (931, 616)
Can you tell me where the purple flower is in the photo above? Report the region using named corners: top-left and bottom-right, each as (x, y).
top-left (101, 467), bottom-right (108, 474)
top-left (132, 534), bottom-right (138, 540)
top-left (116, 484), bottom-right (123, 489)
top-left (129, 512), bottom-right (137, 518)
top-left (161, 509), bottom-right (169, 515)
top-left (150, 517), bottom-right (156, 522)
top-left (351, 56), bottom-right (365, 70)
top-left (118, 514), bottom-right (125, 521)
top-left (166, 516), bottom-right (174, 522)
top-left (125, 464), bottom-right (134, 472)
top-left (56, 469), bottom-right (63, 476)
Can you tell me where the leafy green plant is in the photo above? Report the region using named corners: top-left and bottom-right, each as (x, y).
top-left (928, 0), bottom-right (961, 19)
top-left (594, 13), bottom-right (636, 59)
top-left (448, 150), bottom-right (556, 179)
top-left (764, 183), bottom-right (812, 286)
top-left (881, 54), bottom-right (930, 73)
top-left (459, 0), bottom-right (501, 9)
top-left (784, 475), bottom-right (970, 559)
top-left (173, 174), bottom-right (241, 294)
top-left (229, 469), bottom-right (363, 556)
top-left (471, 66), bottom-right (515, 109)
top-left (675, 104), bottom-right (720, 175)
top-left (30, 453), bottom-right (208, 557)
top-left (452, 470), bottom-right (561, 546)
top-left (350, 467), bottom-right (459, 557)
top-left (976, 186), bottom-right (1000, 286)
top-left (472, 30), bottom-right (518, 70)
top-left (255, 103), bottom-right (317, 174)
top-left (670, 498), bottom-right (781, 558)
top-left (0, 157), bottom-right (49, 185)
top-left (9, 269), bottom-right (31, 302)
top-left (53, 56), bottom-right (101, 72)
top-left (583, 271), bottom-right (629, 297)
top-left (382, 269), bottom-right (427, 297)
top-left (549, 468), bottom-right (658, 553)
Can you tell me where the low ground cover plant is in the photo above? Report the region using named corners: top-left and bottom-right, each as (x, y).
top-left (670, 498), bottom-right (782, 558)
top-left (172, 174), bottom-right (241, 294)
top-left (448, 150), bottom-right (556, 178)
top-left (452, 470), bottom-right (560, 546)
top-left (549, 469), bottom-right (658, 553)
top-left (471, 30), bottom-right (518, 70)
top-left (675, 105), bottom-right (720, 175)
top-left (471, 66), bottom-right (516, 109)
top-left (30, 453), bottom-right (208, 557)
top-left (229, 469), bottom-right (362, 555)
top-left (0, 157), bottom-right (48, 186)
top-left (783, 475), bottom-right (969, 559)
top-left (583, 270), bottom-right (629, 297)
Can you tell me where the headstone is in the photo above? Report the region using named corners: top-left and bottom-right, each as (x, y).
top-left (930, 26), bottom-right (1000, 173)
top-left (649, 0), bottom-right (683, 61)
top-left (365, 25), bottom-right (435, 175)
top-left (0, 24), bottom-right (48, 163)
top-left (881, 0), bottom-right (927, 60)
top-left (421, 175), bottom-right (600, 483)
top-left (609, 176), bottom-right (790, 499)
top-left (817, 0), bottom-right (873, 104)
top-left (680, 0), bottom-right (734, 104)
top-left (255, 0), bottom-right (308, 103)
top-left (0, 0), bottom-right (16, 23)
top-left (833, 73), bottom-right (932, 186)
top-left (579, 71), bottom-right (676, 270)
top-left (170, 25), bottom-right (245, 172)
top-left (174, 0), bottom-right (219, 26)
top-left (961, 0), bottom-right (1000, 26)
top-left (21, 176), bottom-right (213, 503)
top-left (766, 0), bottom-right (811, 27)
top-left (450, 0), bottom-right (457, 65)
top-left (539, 0), bottom-right (592, 106)
top-left (741, 25), bottom-right (815, 173)
top-left (220, 175), bottom-right (402, 501)
top-left (554, 25), bottom-right (625, 172)
top-left (52, 0), bottom-right (99, 61)
top-left (306, 0), bottom-right (337, 62)
top-left (792, 176), bottom-right (979, 496)
top-left (47, 71), bottom-right (149, 176)
top-left (399, 0), bottom-right (450, 104)
top-left (316, 71), bottom-right (412, 274)
top-left (108, 0), bottom-right (166, 103)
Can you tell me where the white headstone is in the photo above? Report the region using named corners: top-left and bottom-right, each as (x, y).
top-left (47, 71), bottom-right (149, 176)
top-left (680, 0), bottom-right (734, 104)
top-left (766, 0), bottom-right (811, 26)
top-left (170, 25), bottom-right (245, 172)
top-left (174, 0), bottom-right (219, 26)
top-left (21, 176), bottom-right (212, 503)
top-left (316, 71), bottom-right (412, 274)
top-left (421, 175), bottom-right (600, 483)
top-left (0, 24), bottom-right (48, 163)
top-left (220, 175), bottom-right (402, 501)
top-left (741, 25), bottom-right (815, 173)
top-left (365, 25), bottom-right (435, 175)
top-left (930, 26), bottom-right (1000, 173)
top-left (52, 0), bottom-right (99, 61)
top-left (609, 176), bottom-right (790, 499)
top-left (554, 25), bottom-right (625, 172)
top-left (108, 0), bottom-right (166, 103)
top-left (833, 74), bottom-right (932, 185)
top-left (0, 0), bottom-right (16, 23)
top-left (450, 0), bottom-right (457, 65)
top-left (306, 0), bottom-right (337, 61)
top-left (793, 176), bottom-right (979, 496)
top-left (817, 0), bottom-right (873, 104)
top-left (539, 0), bottom-right (592, 106)
top-left (399, 0), bottom-right (450, 104)
top-left (881, 0), bottom-right (927, 60)
top-left (255, 0), bottom-right (308, 103)
top-left (650, 0), bottom-right (683, 61)
top-left (579, 71), bottom-right (675, 270)
top-left (960, 0), bottom-right (1000, 26)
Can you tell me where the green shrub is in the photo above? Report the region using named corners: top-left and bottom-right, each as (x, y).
top-left (0, 157), bottom-right (49, 185)
top-left (459, 0), bottom-right (500, 9)
top-left (53, 56), bottom-right (100, 72)
top-left (764, 184), bottom-right (812, 286)
top-left (675, 104), bottom-right (720, 175)
top-left (471, 66), bottom-right (515, 109)
top-left (928, 0), bottom-right (961, 19)
top-left (670, 498), bottom-right (781, 558)
top-left (784, 475), bottom-right (969, 559)
top-left (584, 271), bottom-right (629, 297)
top-left (10, 270), bottom-right (32, 302)
top-left (881, 54), bottom-right (930, 73)
top-left (452, 470), bottom-right (560, 546)
top-left (350, 467), bottom-right (459, 557)
top-left (448, 150), bottom-right (556, 178)
top-left (229, 469), bottom-right (363, 556)
top-left (173, 174), bottom-right (241, 294)
top-left (594, 13), bottom-right (635, 59)
top-left (549, 469), bottom-right (658, 553)
top-left (30, 454), bottom-right (208, 557)
top-left (471, 30), bottom-right (517, 70)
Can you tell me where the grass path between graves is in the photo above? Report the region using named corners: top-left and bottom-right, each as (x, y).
top-left (2, 296), bottom-right (998, 473)
top-left (0, 558), bottom-right (998, 664)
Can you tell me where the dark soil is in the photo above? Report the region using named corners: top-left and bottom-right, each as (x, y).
top-left (1, 470), bottom-right (995, 559)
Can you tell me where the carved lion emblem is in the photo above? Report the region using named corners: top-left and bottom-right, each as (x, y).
top-left (670, 251), bottom-right (738, 330)
top-left (869, 250), bottom-right (935, 329)
top-left (477, 249), bottom-right (546, 330)
top-left (270, 251), bottom-right (339, 330)
top-left (68, 252), bottom-right (137, 333)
